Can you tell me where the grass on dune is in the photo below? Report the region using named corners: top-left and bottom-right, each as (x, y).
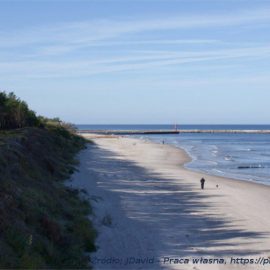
top-left (0, 125), bottom-right (96, 269)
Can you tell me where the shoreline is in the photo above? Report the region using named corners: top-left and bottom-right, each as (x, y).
top-left (73, 135), bottom-right (270, 269)
top-left (82, 131), bottom-right (270, 188)
top-left (142, 136), bottom-right (270, 189)
top-left (82, 133), bottom-right (270, 192)
top-left (140, 135), bottom-right (270, 188)
top-left (178, 142), bottom-right (270, 189)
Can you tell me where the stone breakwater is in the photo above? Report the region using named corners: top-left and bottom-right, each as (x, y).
top-left (78, 129), bottom-right (270, 135)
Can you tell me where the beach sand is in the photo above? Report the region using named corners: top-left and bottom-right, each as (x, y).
top-left (70, 136), bottom-right (270, 270)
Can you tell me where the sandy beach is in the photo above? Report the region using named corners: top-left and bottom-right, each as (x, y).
top-left (71, 136), bottom-right (270, 270)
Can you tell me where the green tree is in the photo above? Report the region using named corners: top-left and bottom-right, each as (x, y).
top-left (0, 91), bottom-right (41, 130)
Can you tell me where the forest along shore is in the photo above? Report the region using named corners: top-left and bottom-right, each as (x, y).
top-left (71, 136), bottom-right (270, 270)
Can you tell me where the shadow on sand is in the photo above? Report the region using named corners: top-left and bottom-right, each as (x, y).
top-left (75, 142), bottom-right (270, 268)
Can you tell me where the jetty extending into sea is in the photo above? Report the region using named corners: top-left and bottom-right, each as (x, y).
top-left (78, 129), bottom-right (270, 135)
top-left (78, 130), bottom-right (180, 135)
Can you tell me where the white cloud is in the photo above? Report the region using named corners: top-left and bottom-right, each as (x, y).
top-left (0, 7), bottom-right (270, 53)
top-left (1, 7), bottom-right (270, 79)
top-left (1, 45), bottom-right (270, 78)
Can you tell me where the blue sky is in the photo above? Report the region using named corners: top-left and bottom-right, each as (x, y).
top-left (1, 0), bottom-right (270, 124)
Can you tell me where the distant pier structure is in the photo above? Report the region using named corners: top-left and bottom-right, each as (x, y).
top-left (78, 129), bottom-right (180, 135)
top-left (77, 128), bottom-right (270, 135)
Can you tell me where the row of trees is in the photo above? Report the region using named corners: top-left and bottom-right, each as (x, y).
top-left (0, 92), bottom-right (40, 130)
top-left (0, 91), bottom-right (78, 132)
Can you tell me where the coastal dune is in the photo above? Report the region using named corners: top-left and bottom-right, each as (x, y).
top-left (71, 136), bottom-right (270, 270)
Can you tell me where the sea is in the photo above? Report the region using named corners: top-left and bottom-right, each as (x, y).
top-left (77, 125), bottom-right (270, 186)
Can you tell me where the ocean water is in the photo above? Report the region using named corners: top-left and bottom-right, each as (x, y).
top-left (77, 125), bottom-right (270, 186)
top-left (138, 133), bottom-right (270, 186)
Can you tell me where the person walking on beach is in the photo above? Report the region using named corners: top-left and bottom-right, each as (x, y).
top-left (200, 178), bottom-right (206, 190)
